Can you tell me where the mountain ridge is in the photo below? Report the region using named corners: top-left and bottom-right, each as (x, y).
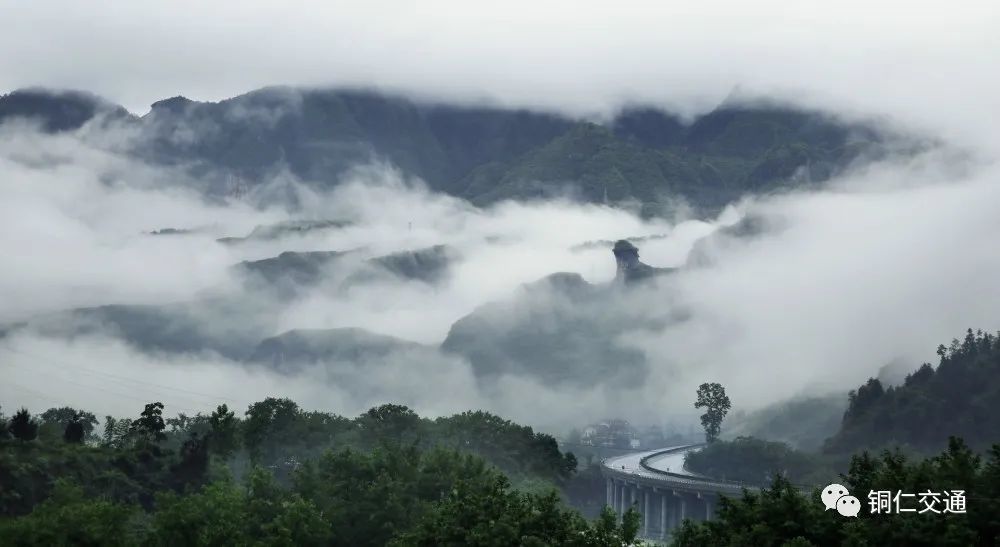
top-left (0, 86), bottom-right (904, 214)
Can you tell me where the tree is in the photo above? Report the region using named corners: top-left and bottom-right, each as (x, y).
top-left (170, 433), bottom-right (211, 488)
top-left (244, 397), bottom-right (300, 463)
top-left (9, 408), bottom-right (38, 442)
top-left (0, 480), bottom-right (138, 546)
top-left (360, 403), bottom-right (421, 445)
top-left (825, 328), bottom-right (1000, 455)
top-left (40, 407), bottom-right (98, 442)
top-left (694, 382), bottom-right (731, 443)
top-left (391, 472), bottom-right (642, 546)
top-left (150, 481), bottom-right (251, 545)
top-left (433, 410), bottom-right (575, 481)
top-left (102, 416), bottom-right (132, 448)
top-left (150, 473), bottom-right (330, 546)
top-left (208, 404), bottom-right (239, 459)
top-left (683, 436), bottom-right (831, 485)
top-left (672, 436), bottom-right (1000, 546)
top-left (0, 409), bottom-right (8, 441)
top-left (130, 402), bottom-right (166, 443)
top-left (63, 412), bottom-right (87, 444)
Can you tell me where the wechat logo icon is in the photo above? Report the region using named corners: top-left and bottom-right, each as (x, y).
top-left (822, 483), bottom-right (860, 517)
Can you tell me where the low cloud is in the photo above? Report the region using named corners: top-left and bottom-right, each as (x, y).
top-left (1, 117), bottom-right (999, 437)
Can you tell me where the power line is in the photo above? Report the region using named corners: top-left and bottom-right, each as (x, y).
top-left (0, 346), bottom-right (244, 415)
top-left (0, 344), bottom-right (241, 403)
top-left (3, 359), bottom-right (205, 415)
top-left (4, 379), bottom-right (67, 406)
top-left (5, 358), bottom-right (216, 410)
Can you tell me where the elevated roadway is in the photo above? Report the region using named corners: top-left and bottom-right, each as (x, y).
top-left (601, 444), bottom-right (756, 540)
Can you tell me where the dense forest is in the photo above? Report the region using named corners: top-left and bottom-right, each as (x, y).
top-left (3, 328), bottom-right (1000, 545)
top-left (0, 400), bottom-right (637, 545)
top-left (675, 438), bottom-right (1000, 546)
top-left (826, 329), bottom-right (1000, 455)
top-left (687, 329), bottom-right (1000, 486)
top-left (0, 87), bottom-right (899, 215)
top-left (678, 328), bottom-right (1000, 545)
top-left (684, 436), bottom-right (837, 487)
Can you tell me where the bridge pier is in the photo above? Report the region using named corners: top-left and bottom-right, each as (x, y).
top-left (660, 491), bottom-right (668, 540)
top-left (618, 481), bottom-right (629, 519)
top-left (601, 446), bottom-right (743, 540)
top-left (613, 479), bottom-right (621, 516)
top-left (674, 490), bottom-right (687, 528)
top-left (606, 484), bottom-right (723, 540)
top-left (643, 489), bottom-right (650, 536)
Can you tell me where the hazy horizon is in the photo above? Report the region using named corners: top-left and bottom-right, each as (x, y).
top-left (2, 1), bottom-right (999, 437)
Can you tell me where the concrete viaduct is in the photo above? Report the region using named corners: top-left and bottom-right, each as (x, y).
top-left (601, 444), bottom-right (755, 541)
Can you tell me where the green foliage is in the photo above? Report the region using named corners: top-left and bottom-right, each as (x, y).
top-left (826, 329), bottom-right (1000, 454)
top-left (0, 397), bottom-right (599, 545)
top-left (0, 480), bottom-right (138, 546)
top-left (0, 406), bottom-right (7, 440)
top-left (4, 390), bottom-right (997, 545)
top-left (4, 88), bottom-right (887, 216)
top-left (457, 106), bottom-right (883, 214)
top-left (292, 444), bottom-right (496, 546)
top-left (170, 432), bottom-right (210, 488)
top-left (434, 410), bottom-right (578, 482)
top-left (685, 436), bottom-right (835, 486)
top-left (695, 382), bottom-right (732, 443)
top-left (64, 416), bottom-right (86, 444)
top-left (39, 407), bottom-right (99, 443)
top-left (208, 404), bottom-right (239, 458)
top-left (360, 403), bottom-right (422, 445)
top-left (9, 409), bottom-right (37, 442)
top-left (672, 437), bottom-right (1000, 546)
top-left (149, 470), bottom-right (330, 546)
top-left (102, 415), bottom-right (132, 449)
top-left (391, 473), bottom-right (643, 546)
top-left (130, 402), bottom-right (167, 444)
top-left (244, 397), bottom-right (301, 463)
top-left (726, 394), bottom-right (846, 452)
top-left (0, 441), bottom-right (139, 516)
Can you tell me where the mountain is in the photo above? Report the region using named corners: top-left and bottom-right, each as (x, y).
top-left (0, 87), bottom-right (899, 214)
top-left (724, 394), bottom-right (847, 452)
top-left (17, 301), bottom-right (274, 360)
top-left (0, 88), bottom-right (129, 132)
top-left (216, 220), bottom-right (351, 245)
top-left (350, 244), bottom-right (455, 285)
top-left (236, 245), bottom-right (457, 294)
top-left (7, 300), bottom-right (434, 370)
top-left (247, 327), bottom-right (427, 372)
top-left (611, 239), bottom-right (673, 284)
top-left (823, 328), bottom-right (1000, 454)
top-left (441, 267), bottom-right (667, 387)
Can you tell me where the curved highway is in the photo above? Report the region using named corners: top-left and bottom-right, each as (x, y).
top-left (602, 444), bottom-right (753, 495)
top-left (600, 444), bottom-right (756, 540)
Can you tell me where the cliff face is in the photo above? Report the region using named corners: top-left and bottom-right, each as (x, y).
top-left (440, 241), bottom-right (676, 386)
top-left (612, 239), bottom-right (673, 284)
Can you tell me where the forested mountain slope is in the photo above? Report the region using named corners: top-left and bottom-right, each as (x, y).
top-left (0, 87), bottom-right (896, 213)
top-left (825, 329), bottom-right (1000, 454)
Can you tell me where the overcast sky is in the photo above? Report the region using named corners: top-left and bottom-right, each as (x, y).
top-left (3, 1), bottom-right (1000, 428)
top-left (2, 1), bottom-right (998, 149)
